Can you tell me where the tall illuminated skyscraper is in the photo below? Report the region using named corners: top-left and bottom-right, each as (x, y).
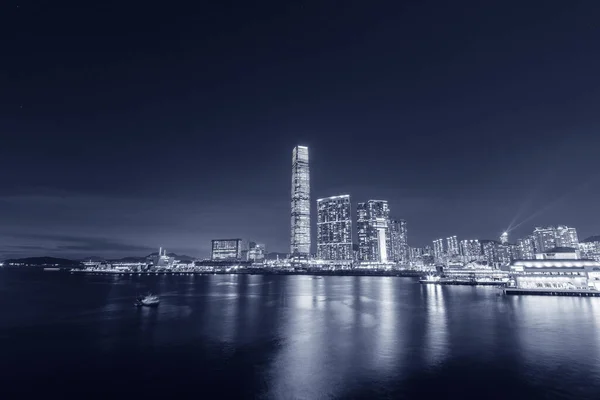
top-left (291, 146), bottom-right (311, 256)
top-left (390, 219), bottom-right (408, 263)
top-left (433, 239), bottom-right (445, 262)
top-left (446, 235), bottom-right (459, 257)
top-left (533, 226), bottom-right (557, 253)
top-left (317, 195), bottom-right (352, 260)
top-left (357, 200), bottom-right (391, 262)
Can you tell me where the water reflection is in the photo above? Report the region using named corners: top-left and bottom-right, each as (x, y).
top-left (422, 284), bottom-right (448, 367)
top-left (5, 272), bottom-right (600, 399)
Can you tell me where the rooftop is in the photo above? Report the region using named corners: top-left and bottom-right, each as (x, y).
top-left (512, 259), bottom-right (600, 269)
top-left (544, 247), bottom-right (577, 253)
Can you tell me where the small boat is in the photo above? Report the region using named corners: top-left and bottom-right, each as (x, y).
top-left (419, 274), bottom-right (440, 284)
top-left (135, 293), bottom-right (160, 307)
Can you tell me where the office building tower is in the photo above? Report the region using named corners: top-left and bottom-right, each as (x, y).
top-left (248, 242), bottom-right (266, 261)
top-left (317, 195), bottom-right (353, 260)
top-left (290, 146), bottom-right (310, 257)
top-left (460, 239), bottom-right (482, 261)
top-left (433, 239), bottom-right (445, 262)
top-left (500, 232), bottom-right (509, 244)
top-left (211, 239), bottom-right (244, 261)
top-left (556, 225), bottom-right (579, 249)
top-left (517, 236), bottom-right (535, 260)
top-left (390, 219), bottom-right (408, 263)
top-left (446, 235), bottom-right (459, 257)
top-left (533, 226), bottom-right (557, 253)
top-left (357, 200), bottom-right (391, 262)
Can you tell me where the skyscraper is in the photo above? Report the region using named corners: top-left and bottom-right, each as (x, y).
top-left (290, 146), bottom-right (310, 257)
top-left (390, 219), bottom-right (408, 263)
top-left (556, 225), bottom-right (579, 249)
top-left (460, 239), bottom-right (482, 261)
top-left (357, 200), bottom-right (391, 263)
top-left (533, 226), bottom-right (557, 253)
top-left (433, 239), bottom-right (445, 262)
top-left (317, 195), bottom-right (353, 261)
top-left (446, 235), bottom-right (459, 257)
top-left (517, 236), bottom-right (535, 260)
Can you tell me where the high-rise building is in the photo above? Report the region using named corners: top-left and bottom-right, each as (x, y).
top-left (211, 239), bottom-right (244, 260)
top-left (316, 195), bottom-right (353, 261)
top-left (247, 242), bottom-right (266, 261)
top-left (357, 200), bottom-right (391, 262)
top-left (517, 236), bottom-right (535, 260)
top-left (500, 232), bottom-right (509, 244)
top-left (460, 239), bottom-right (482, 261)
top-left (533, 226), bottom-right (557, 253)
top-left (556, 225), bottom-right (579, 249)
top-left (446, 235), bottom-right (459, 257)
top-left (433, 239), bottom-right (445, 262)
top-left (290, 146), bottom-right (310, 257)
top-left (390, 219), bottom-right (408, 263)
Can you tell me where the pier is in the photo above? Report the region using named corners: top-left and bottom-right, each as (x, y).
top-left (504, 288), bottom-right (600, 297)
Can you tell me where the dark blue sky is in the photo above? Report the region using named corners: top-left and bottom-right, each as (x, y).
top-left (1, 0), bottom-right (600, 259)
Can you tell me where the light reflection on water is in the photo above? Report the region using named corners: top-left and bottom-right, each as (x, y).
top-left (2, 272), bottom-right (600, 399)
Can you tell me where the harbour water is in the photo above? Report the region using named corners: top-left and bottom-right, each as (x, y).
top-left (1, 271), bottom-right (600, 399)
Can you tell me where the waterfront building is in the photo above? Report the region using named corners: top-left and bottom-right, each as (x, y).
top-left (446, 235), bottom-right (460, 257)
top-left (357, 200), bottom-right (391, 263)
top-left (509, 258), bottom-right (600, 291)
top-left (460, 239), bottom-right (482, 262)
top-left (390, 219), bottom-right (408, 263)
top-left (440, 261), bottom-right (510, 283)
top-left (247, 242), bottom-right (266, 261)
top-left (533, 226), bottom-right (557, 253)
top-left (290, 145), bottom-right (310, 257)
top-left (517, 236), bottom-right (535, 260)
top-left (433, 239), bottom-right (445, 263)
top-left (316, 195), bottom-right (353, 261)
top-left (211, 239), bottom-right (244, 261)
top-left (534, 246), bottom-right (579, 260)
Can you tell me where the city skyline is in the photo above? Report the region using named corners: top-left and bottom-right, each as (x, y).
top-left (2, 1), bottom-right (600, 259)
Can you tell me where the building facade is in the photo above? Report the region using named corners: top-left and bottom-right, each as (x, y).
top-left (357, 200), bottom-right (391, 263)
top-left (446, 235), bottom-right (460, 257)
top-left (580, 236), bottom-right (600, 262)
top-left (517, 236), bottom-right (535, 260)
top-left (433, 239), bottom-right (445, 263)
top-left (211, 239), bottom-right (243, 261)
top-left (247, 242), bottom-right (266, 261)
top-left (533, 226), bottom-right (557, 253)
top-left (556, 225), bottom-right (579, 249)
top-left (390, 219), bottom-right (408, 263)
top-left (290, 146), bottom-right (311, 257)
top-left (316, 195), bottom-right (353, 261)
top-left (460, 239), bottom-right (482, 262)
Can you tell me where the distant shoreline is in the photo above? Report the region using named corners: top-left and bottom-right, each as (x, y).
top-left (2, 267), bottom-right (423, 278)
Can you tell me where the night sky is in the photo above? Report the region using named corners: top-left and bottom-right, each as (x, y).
top-left (2, 0), bottom-right (600, 259)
